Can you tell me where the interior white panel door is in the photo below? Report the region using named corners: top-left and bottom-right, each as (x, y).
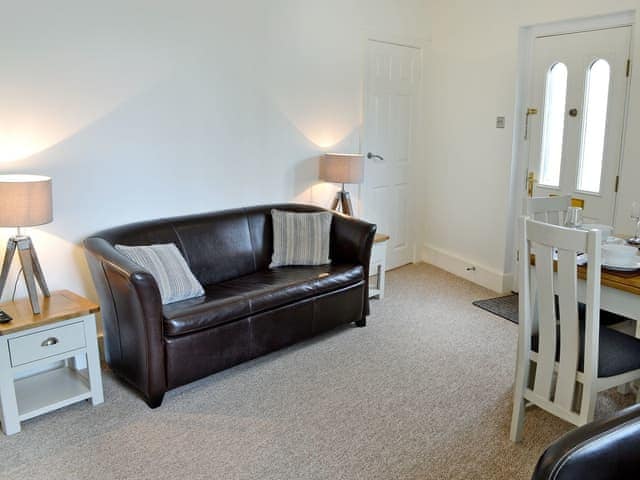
top-left (363, 40), bottom-right (420, 270)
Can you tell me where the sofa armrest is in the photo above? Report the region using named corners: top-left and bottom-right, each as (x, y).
top-left (532, 404), bottom-right (640, 480)
top-left (84, 237), bottom-right (167, 407)
top-left (330, 213), bottom-right (377, 314)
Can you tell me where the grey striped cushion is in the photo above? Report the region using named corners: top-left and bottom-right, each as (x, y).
top-left (115, 243), bottom-right (204, 305)
top-left (270, 210), bottom-right (332, 267)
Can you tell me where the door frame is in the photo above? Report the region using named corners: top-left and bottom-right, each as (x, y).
top-left (504, 11), bottom-right (636, 291)
top-left (361, 32), bottom-right (426, 267)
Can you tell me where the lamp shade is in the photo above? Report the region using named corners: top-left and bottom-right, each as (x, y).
top-left (319, 153), bottom-right (364, 184)
top-left (0, 175), bottom-right (53, 227)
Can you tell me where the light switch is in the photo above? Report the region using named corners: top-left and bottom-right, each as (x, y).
top-left (496, 116), bottom-right (506, 129)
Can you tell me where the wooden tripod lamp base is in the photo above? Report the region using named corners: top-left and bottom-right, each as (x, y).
top-left (0, 173), bottom-right (53, 316)
top-left (330, 187), bottom-right (355, 216)
top-left (319, 153), bottom-right (364, 218)
top-left (0, 236), bottom-right (50, 315)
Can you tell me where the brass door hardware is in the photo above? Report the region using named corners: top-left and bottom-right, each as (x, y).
top-left (524, 108), bottom-right (538, 140)
top-left (569, 108), bottom-right (578, 117)
top-left (527, 171), bottom-right (537, 198)
top-left (571, 198), bottom-right (585, 209)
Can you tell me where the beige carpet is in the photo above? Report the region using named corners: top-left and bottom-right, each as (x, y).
top-left (1, 264), bottom-right (634, 480)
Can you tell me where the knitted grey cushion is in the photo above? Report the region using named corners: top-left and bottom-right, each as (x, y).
top-left (270, 210), bottom-right (332, 267)
top-left (115, 243), bottom-right (204, 305)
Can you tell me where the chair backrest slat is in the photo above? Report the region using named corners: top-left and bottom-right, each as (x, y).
top-left (555, 249), bottom-right (580, 410)
top-left (525, 195), bottom-right (572, 226)
top-left (519, 216), bottom-right (601, 418)
top-left (532, 244), bottom-right (556, 399)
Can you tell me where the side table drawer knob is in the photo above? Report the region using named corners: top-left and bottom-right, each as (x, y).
top-left (41, 337), bottom-right (59, 347)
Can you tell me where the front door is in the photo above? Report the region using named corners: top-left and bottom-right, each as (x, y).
top-left (363, 40), bottom-right (420, 270)
top-left (527, 27), bottom-right (632, 224)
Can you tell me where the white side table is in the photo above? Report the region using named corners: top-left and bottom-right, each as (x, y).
top-left (369, 234), bottom-right (389, 299)
top-left (0, 290), bottom-right (104, 435)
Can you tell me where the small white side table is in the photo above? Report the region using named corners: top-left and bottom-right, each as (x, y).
top-left (369, 234), bottom-right (389, 299)
top-left (0, 290), bottom-right (104, 435)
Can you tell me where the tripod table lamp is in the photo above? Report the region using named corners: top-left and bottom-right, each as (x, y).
top-left (0, 175), bottom-right (53, 314)
top-left (319, 153), bottom-right (364, 216)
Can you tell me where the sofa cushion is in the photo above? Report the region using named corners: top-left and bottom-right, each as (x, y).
top-left (162, 264), bottom-right (364, 336)
top-left (163, 287), bottom-right (251, 336)
top-left (270, 210), bottom-right (332, 267)
top-left (115, 243), bottom-right (205, 305)
top-left (217, 264), bottom-right (364, 314)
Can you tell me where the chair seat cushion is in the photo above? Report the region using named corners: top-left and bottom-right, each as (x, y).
top-left (531, 319), bottom-right (640, 378)
top-left (163, 264), bottom-right (363, 336)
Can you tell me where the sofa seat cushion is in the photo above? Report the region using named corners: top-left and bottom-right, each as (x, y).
top-left (216, 264), bottom-right (364, 315)
top-left (162, 264), bottom-right (363, 337)
top-left (163, 288), bottom-right (250, 337)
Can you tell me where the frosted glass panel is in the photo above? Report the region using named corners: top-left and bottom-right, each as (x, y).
top-left (578, 59), bottom-right (611, 193)
top-left (539, 63), bottom-right (568, 187)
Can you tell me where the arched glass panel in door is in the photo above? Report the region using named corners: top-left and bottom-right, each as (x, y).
top-left (577, 59), bottom-right (611, 193)
top-left (539, 63), bottom-right (568, 187)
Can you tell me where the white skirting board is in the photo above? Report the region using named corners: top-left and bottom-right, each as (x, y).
top-left (420, 243), bottom-right (513, 294)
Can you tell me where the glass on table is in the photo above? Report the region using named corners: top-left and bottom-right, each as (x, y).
top-left (564, 206), bottom-right (583, 228)
top-left (629, 201), bottom-right (640, 245)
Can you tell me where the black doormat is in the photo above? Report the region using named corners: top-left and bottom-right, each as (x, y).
top-left (472, 294), bottom-right (519, 324)
top-left (473, 294), bottom-right (631, 327)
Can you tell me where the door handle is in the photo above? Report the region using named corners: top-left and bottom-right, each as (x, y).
top-left (367, 152), bottom-right (384, 161)
top-left (527, 171), bottom-right (537, 198)
top-left (524, 108), bottom-right (538, 140)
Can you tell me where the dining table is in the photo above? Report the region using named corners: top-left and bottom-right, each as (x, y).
top-left (575, 264), bottom-right (640, 337)
top-left (530, 248), bottom-right (640, 337)
top-left (531, 243), bottom-right (640, 394)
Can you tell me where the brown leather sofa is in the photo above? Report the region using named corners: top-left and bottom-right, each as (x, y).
top-left (84, 204), bottom-right (376, 408)
top-left (532, 403), bottom-right (640, 479)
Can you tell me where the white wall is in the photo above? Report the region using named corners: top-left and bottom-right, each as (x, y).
top-left (422, 0), bottom-right (640, 292)
top-left (0, 0), bottom-right (430, 304)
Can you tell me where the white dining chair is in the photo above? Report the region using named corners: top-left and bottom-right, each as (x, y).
top-left (525, 195), bottom-right (573, 225)
top-left (510, 217), bottom-right (640, 442)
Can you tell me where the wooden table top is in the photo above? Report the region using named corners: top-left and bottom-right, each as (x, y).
top-left (0, 290), bottom-right (99, 336)
top-left (579, 266), bottom-right (640, 296)
top-left (530, 254), bottom-right (640, 297)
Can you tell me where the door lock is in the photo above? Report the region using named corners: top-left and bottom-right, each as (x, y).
top-left (569, 108), bottom-right (578, 117)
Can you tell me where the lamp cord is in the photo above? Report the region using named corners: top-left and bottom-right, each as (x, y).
top-left (12, 268), bottom-right (23, 301)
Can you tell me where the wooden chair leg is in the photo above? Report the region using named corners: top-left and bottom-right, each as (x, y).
top-left (510, 396), bottom-right (526, 442)
top-left (510, 357), bottom-right (528, 442)
top-left (580, 387), bottom-right (598, 424)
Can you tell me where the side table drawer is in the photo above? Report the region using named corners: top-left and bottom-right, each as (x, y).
top-left (8, 321), bottom-right (86, 367)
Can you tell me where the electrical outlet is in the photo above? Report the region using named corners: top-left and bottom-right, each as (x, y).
top-left (496, 116), bottom-right (506, 128)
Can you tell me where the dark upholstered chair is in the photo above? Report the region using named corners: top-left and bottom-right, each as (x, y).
top-left (532, 403), bottom-right (640, 480)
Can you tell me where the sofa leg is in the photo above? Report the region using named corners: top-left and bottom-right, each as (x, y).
top-left (355, 317), bottom-right (367, 328)
top-left (145, 393), bottom-right (165, 409)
